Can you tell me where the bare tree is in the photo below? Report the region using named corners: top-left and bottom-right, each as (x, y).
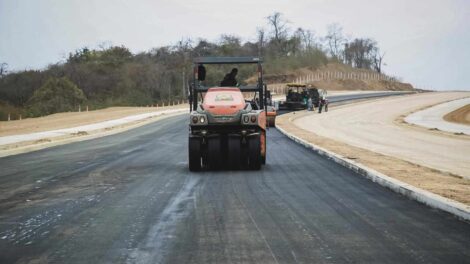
top-left (295, 28), bottom-right (318, 51)
top-left (174, 38), bottom-right (193, 53)
top-left (325, 23), bottom-right (345, 59)
top-left (371, 47), bottom-right (385, 73)
top-left (0, 62), bottom-right (8, 77)
top-left (267, 12), bottom-right (289, 46)
top-left (98, 41), bottom-right (113, 51)
top-left (256, 27), bottom-right (266, 57)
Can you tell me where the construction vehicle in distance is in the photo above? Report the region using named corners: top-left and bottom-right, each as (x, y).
top-left (265, 90), bottom-right (277, 127)
top-left (188, 57), bottom-right (267, 171)
top-left (279, 83), bottom-right (320, 110)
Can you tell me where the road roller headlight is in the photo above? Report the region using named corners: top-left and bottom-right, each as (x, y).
top-left (250, 115), bottom-right (257, 123)
top-left (191, 114), bottom-right (207, 125)
top-left (243, 115), bottom-right (250, 123)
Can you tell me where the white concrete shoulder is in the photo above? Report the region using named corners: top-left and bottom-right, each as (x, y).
top-left (276, 125), bottom-right (470, 221)
top-left (405, 97), bottom-right (470, 135)
top-left (0, 108), bottom-right (187, 146)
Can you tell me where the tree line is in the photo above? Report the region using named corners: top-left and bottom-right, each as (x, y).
top-left (0, 12), bottom-right (386, 120)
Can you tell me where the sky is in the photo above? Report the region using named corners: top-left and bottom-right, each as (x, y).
top-left (0, 0), bottom-right (469, 90)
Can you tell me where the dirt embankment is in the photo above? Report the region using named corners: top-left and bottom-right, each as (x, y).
top-left (252, 63), bottom-right (415, 91)
top-left (444, 104), bottom-right (470, 125)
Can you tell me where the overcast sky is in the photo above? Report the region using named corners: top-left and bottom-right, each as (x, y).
top-left (0, 0), bottom-right (469, 90)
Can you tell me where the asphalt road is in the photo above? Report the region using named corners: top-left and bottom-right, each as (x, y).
top-left (1, 92), bottom-right (469, 264)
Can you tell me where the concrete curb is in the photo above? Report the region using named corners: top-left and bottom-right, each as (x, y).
top-left (404, 97), bottom-right (470, 135)
top-left (276, 124), bottom-right (470, 221)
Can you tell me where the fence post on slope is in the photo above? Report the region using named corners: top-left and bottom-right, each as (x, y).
top-left (8, 113), bottom-right (10, 121)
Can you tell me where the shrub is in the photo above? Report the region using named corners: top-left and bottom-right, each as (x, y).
top-left (27, 77), bottom-right (86, 117)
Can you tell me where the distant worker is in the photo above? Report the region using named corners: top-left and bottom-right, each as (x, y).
top-left (318, 90), bottom-right (328, 113)
top-left (220, 68), bottom-right (238, 87)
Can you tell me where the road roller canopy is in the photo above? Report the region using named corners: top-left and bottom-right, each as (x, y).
top-left (190, 56), bottom-right (266, 113)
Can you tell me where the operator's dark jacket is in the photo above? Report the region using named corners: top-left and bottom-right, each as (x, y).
top-left (220, 73), bottom-right (237, 87)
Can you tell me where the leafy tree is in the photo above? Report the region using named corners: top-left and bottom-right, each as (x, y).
top-left (218, 35), bottom-right (242, 56)
top-left (344, 38), bottom-right (377, 69)
top-left (27, 77), bottom-right (86, 117)
top-left (0, 70), bottom-right (45, 106)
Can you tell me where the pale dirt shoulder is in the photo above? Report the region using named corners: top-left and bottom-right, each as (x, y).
top-left (293, 92), bottom-right (470, 177)
top-left (0, 111), bottom-right (185, 157)
top-left (277, 94), bottom-right (470, 205)
top-left (0, 105), bottom-right (186, 137)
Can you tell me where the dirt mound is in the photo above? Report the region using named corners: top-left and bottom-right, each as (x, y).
top-left (444, 104), bottom-right (470, 125)
top-left (309, 79), bottom-right (414, 91)
top-left (246, 62), bottom-right (415, 91)
top-left (245, 73), bottom-right (297, 84)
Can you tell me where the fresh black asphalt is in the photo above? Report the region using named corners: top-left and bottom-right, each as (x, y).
top-left (0, 92), bottom-right (469, 264)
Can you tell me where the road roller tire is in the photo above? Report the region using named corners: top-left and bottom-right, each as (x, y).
top-left (228, 136), bottom-right (241, 170)
top-left (267, 117), bottom-right (276, 127)
top-left (188, 137), bottom-right (201, 171)
top-left (207, 137), bottom-right (222, 170)
top-left (248, 134), bottom-right (261, 170)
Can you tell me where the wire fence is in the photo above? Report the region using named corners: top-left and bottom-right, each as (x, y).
top-left (294, 71), bottom-right (397, 83)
